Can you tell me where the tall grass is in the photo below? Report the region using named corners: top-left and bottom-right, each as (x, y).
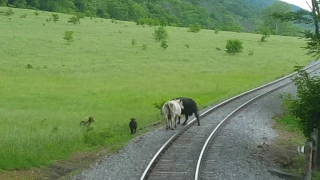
top-left (0, 7), bottom-right (312, 170)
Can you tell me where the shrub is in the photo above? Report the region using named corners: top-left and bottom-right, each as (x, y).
top-left (153, 26), bottom-right (168, 42)
top-left (68, 16), bottom-right (80, 24)
top-left (225, 39), bottom-right (243, 54)
top-left (5, 8), bottom-right (14, 16)
top-left (286, 67), bottom-right (320, 137)
top-left (52, 13), bottom-right (59, 23)
top-left (63, 31), bottom-right (74, 45)
top-left (20, 14), bottom-right (27, 18)
top-left (142, 43), bottom-right (147, 50)
top-left (260, 36), bottom-right (268, 42)
top-left (160, 40), bottom-right (168, 49)
top-left (152, 100), bottom-right (166, 116)
top-left (188, 24), bottom-right (201, 33)
top-left (132, 38), bottom-right (137, 46)
top-left (34, 11), bottom-right (39, 17)
top-left (214, 29), bottom-right (220, 34)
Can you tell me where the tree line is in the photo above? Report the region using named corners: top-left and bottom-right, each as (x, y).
top-left (0, 0), bottom-right (304, 35)
top-left (0, 0), bottom-right (214, 29)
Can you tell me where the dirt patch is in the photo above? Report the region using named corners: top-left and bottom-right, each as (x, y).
top-left (0, 148), bottom-right (110, 180)
top-left (251, 120), bottom-right (305, 177)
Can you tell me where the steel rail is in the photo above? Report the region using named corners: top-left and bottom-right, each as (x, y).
top-left (140, 61), bottom-right (320, 180)
top-left (194, 79), bottom-right (291, 180)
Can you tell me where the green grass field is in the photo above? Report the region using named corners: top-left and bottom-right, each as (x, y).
top-left (0, 7), bottom-right (313, 170)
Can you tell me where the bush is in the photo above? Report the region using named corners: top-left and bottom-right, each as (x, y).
top-left (132, 38), bottom-right (137, 46)
top-left (63, 31), bottom-right (74, 45)
top-left (68, 16), bottom-right (80, 24)
top-left (4, 8), bottom-right (14, 16)
top-left (214, 29), bottom-right (220, 34)
top-left (188, 24), bottom-right (201, 33)
top-left (260, 36), bottom-right (268, 42)
top-left (287, 67), bottom-right (320, 137)
top-left (34, 11), bottom-right (39, 17)
top-left (225, 39), bottom-right (243, 54)
top-left (20, 14), bottom-right (27, 18)
top-left (153, 26), bottom-right (168, 42)
top-left (160, 40), bottom-right (168, 49)
top-left (52, 13), bottom-right (59, 23)
top-left (142, 43), bottom-right (147, 50)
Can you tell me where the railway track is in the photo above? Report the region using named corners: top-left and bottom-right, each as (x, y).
top-left (140, 61), bottom-right (320, 180)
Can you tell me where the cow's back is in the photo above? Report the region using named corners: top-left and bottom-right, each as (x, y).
top-left (173, 97), bottom-right (198, 116)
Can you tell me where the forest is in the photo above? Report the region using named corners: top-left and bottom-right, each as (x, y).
top-left (0, 0), bottom-right (304, 35)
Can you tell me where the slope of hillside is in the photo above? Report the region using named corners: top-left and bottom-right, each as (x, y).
top-left (0, 0), bottom-right (306, 33)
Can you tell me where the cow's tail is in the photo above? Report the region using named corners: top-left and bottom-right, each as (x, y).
top-left (166, 103), bottom-right (171, 120)
top-left (168, 101), bottom-right (181, 115)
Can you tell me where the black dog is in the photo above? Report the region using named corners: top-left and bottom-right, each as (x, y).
top-left (129, 118), bottom-right (137, 134)
top-left (80, 117), bottom-right (94, 126)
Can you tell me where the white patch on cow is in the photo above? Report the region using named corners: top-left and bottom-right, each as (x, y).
top-left (162, 99), bottom-right (183, 130)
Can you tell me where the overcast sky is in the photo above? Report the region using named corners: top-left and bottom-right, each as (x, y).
top-left (280, 0), bottom-right (311, 10)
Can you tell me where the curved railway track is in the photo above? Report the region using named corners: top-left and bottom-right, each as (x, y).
top-left (140, 61), bottom-right (320, 180)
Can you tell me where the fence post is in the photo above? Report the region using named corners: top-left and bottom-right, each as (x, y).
top-left (311, 128), bottom-right (318, 171)
top-left (304, 142), bottom-right (313, 180)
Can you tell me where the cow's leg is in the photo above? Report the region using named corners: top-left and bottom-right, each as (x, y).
top-left (177, 116), bottom-right (181, 125)
top-left (171, 117), bottom-right (174, 130)
top-left (182, 115), bottom-right (189, 125)
top-left (174, 116), bottom-right (177, 128)
top-left (195, 112), bottom-right (200, 126)
top-left (165, 116), bottom-right (169, 130)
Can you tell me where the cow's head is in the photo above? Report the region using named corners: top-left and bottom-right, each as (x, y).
top-left (175, 99), bottom-right (184, 110)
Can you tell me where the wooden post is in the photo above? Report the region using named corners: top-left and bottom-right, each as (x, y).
top-left (311, 128), bottom-right (318, 171)
top-left (304, 142), bottom-right (313, 180)
top-left (317, 128), bottom-right (320, 170)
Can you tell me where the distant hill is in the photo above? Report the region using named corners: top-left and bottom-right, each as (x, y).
top-left (0, 0), bottom-right (310, 33)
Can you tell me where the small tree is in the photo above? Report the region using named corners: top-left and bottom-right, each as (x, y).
top-left (214, 29), bottom-right (220, 34)
top-left (188, 24), bottom-right (201, 33)
top-left (63, 31), bottom-right (74, 45)
top-left (52, 13), bottom-right (59, 23)
top-left (160, 40), bottom-right (168, 49)
top-left (132, 38), bottom-right (137, 46)
top-left (226, 39), bottom-right (243, 54)
top-left (260, 26), bottom-right (271, 42)
top-left (68, 16), bottom-right (80, 24)
top-left (153, 26), bottom-right (168, 42)
top-left (287, 67), bottom-right (320, 137)
top-left (34, 10), bottom-right (39, 17)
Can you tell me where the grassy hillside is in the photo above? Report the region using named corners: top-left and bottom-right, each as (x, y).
top-left (0, 7), bottom-right (312, 170)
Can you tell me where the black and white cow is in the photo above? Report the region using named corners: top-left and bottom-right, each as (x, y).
top-left (172, 97), bottom-right (200, 126)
